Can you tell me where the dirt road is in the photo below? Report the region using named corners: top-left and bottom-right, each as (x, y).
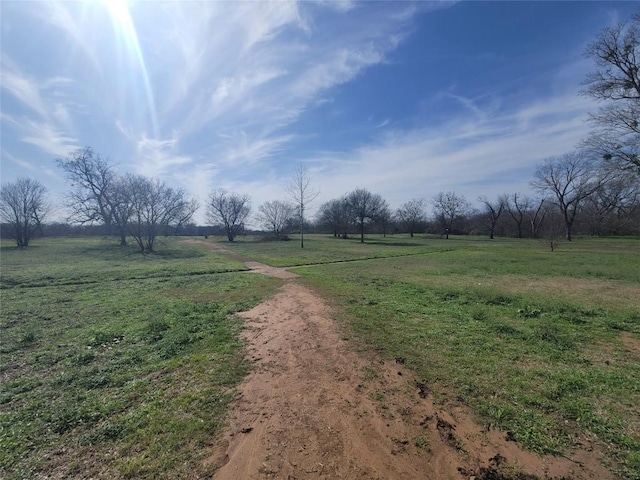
top-left (186, 240), bottom-right (617, 479)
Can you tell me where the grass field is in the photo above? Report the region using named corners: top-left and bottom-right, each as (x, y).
top-left (2, 234), bottom-right (639, 479)
top-left (224, 234), bottom-right (640, 479)
top-left (0, 237), bottom-right (281, 479)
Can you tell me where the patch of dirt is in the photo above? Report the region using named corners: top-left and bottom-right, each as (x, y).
top-left (243, 261), bottom-right (299, 280)
top-left (207, 280), bottom-right (618, 479)
top-left (182, 239), bottom-right (298, 279)
top-left (182, 238), bottom-right (246, 260)
top-left (620, 331), bottom-right (640, 357)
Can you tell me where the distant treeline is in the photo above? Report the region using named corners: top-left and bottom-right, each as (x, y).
top-left (3, 204), bottom-right (638, 243)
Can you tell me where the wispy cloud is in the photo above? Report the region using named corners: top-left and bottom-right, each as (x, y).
top-left (132, 1), bottom-right (420, 154)
top-left (306, 90), bottom-right (594, 210)
top-left (134, 135), bottom-right (193, 177)
top-left (19, 119), bottom-right (79, 158)
top-left (2, 0), bottom-right (612, 226)
top-left (1, 55), bottom-right (49, 118)
top-left (1, 53), bottom-right (81, 159)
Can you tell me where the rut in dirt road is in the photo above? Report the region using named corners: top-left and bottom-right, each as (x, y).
top-left (207, 277), bottom-right (615, 480)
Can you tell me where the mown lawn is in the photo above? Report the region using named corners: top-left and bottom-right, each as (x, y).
top-left (0, 237), bottom-right (280, 479)
top-left (222, 234), bottom-right (640, 479)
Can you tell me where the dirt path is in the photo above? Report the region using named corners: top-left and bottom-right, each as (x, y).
top-left (185, 240), bottom-right (617, 479)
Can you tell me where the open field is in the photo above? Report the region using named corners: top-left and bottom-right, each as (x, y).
top-left (1, 234), bottom-right (639, 479)
top-left (0, 238), bottom-right (281, 479)
top-left (222, 234), bottom-right (640, 479)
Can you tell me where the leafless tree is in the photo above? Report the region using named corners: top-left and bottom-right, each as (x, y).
top-left (286, 165), bottom-right (319, 248)
top-left (396, 198), bottom-right (427, 237)
top-left (530, 198), bottom-right (550, 239)
top-left (257, 200), bottom-right (296, 239)
top-left (506, 193), bottom-right (533, 238)
top-left (317, 197), bottom-right (350, 238)
top-left (532, 152), bottom-right (607, 241)
top-left (125, 175), bottom-right (198, 253)
top-left (345, 188), bottom-right (385, 243)
top-left (0, 177), bottom-right (49, 247)
top-left (207, 190), bottom-right (251, 242)
top-left (432, 191), bottom-right (470, 239)
top-left (583, 168), bottom-right (640, 234)
top-left (479, 194), bottom-right (507, 239)
top-left (56, 147), bottom-right (129, 245)
top-left (376, 201), bottom-right (392, 237)
top-left (582, 14), bottom-right (640, 175)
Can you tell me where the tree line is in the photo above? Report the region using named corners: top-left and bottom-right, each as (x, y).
top-left (2, 13), bottom-right (639, 249)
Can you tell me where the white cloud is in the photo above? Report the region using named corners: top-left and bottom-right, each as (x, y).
top-left (0, 55), bottom-right (48, 118)
top-left (134, 135), bottom-right (193, 176)
top-left (219, 132), bottom-right (295, 167)
top-left (1, 55), bottom-right (80, 156)
top-left (2, 0), bottom-right (606, 227)
top-left (10, 118), bottom-right (79, 158)
top-left (302, 91), bottom-right (595, 213)
top-left (130, 1), bottom-right (417, 163)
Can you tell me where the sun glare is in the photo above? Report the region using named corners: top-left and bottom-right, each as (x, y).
top-left (104, 0), bottom-right (131, 26)
top-left (100, 0), bottom-right (159, 139)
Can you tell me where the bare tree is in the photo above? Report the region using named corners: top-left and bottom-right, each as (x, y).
top-left (532, 152), bottom-right (607, 241)
top-left (345, 188), bottom-right (385, 243)
top-left (125, 175), bottom-right (198, 253)
top-left (432, 191), bottom-right (470, 239)
top-left (376, 200), bottom-right (392, 237)
top-left (584, 168), bottom-right (640, 234)
top-left (506, 193), bottom-right (533, 238)
top-left (257, 200), bottom-right (295, 239)
top-left (582, 14), bottom-right (640, 175)
top-left (287, 165), bottom-right (319, 248)
top-left (0, 177), bottom-right (49, 247)
top-left (530, 198), bottom-right (550, 239)
top-left (207, 190), bottom-right (251, 242)
top-left (478, 194), bottom-right (507, 239)
top-left (56, 147), bottom-right (129, 245)
top-left (317, 197), bottom-right (350, 238)
top-left (396, 198), bottom-right (427, 237)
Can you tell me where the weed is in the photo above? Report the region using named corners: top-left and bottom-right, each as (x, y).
top-left (362, 365), bottom-right (378, 381)
top-left (414, 436), bottom-right (431, 453)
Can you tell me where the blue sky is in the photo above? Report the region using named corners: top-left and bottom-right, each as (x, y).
top-left (1, 1), bottom-right (637, 224)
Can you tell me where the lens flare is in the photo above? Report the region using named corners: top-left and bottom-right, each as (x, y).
top-left (104, 0), bottom-right (159, 138)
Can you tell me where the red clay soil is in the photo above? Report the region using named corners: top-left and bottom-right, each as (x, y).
top-left (186, 240), bottom-right (618, 479)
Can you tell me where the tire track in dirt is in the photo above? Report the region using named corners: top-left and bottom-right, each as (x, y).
top-left (184, 240), bottom-right (618, 479)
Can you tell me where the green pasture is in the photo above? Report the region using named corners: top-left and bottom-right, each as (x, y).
top-left (0, 237), bottom-right (280, 479)
top-left (209, 233), bottom-right (454, 266)
top-left (224, 234), bottom-right (640, 479)
top-left (0, 237), bottom-right (247, 288)
top-left (1, 234), bottom-right (639, 479)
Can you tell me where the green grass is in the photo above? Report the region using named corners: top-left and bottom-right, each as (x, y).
top-left (218, 234), bottom-right (640, 479)
top-left (0, 237), bottom-right (280, 479)
top-left (3, 234), bottom-right (640, 478)
top-left (0, 237), bottom-right (247, 288)
top-left (210, 233), bottom-right (458, 267)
